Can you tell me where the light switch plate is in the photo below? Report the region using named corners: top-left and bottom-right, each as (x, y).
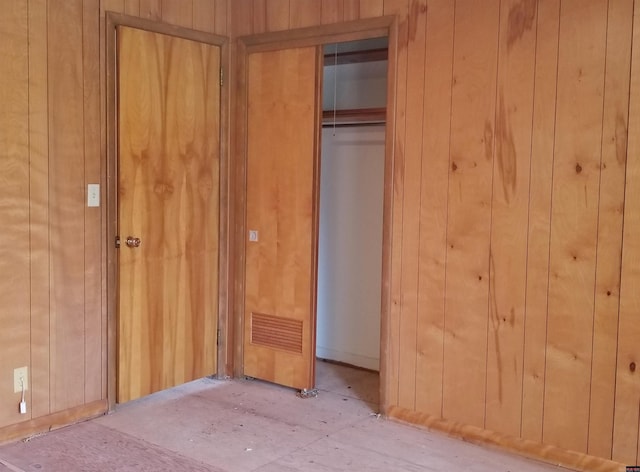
top-left (87, 184), bottom-right (100, 207)
top-left (249, 230), bottom-right (259, 242)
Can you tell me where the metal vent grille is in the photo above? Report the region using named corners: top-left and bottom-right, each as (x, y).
top-left (251, 312), bottom-right (303, 354)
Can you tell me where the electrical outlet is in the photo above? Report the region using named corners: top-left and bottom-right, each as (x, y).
top-left (13, 367), bottom-right (28, 394)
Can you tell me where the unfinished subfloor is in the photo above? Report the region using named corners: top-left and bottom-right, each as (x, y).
top-left (0, 362), bottom-right (562, 471)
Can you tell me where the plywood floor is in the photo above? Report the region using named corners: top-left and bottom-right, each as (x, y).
top-left (0, 362), bottom-right (562, 471)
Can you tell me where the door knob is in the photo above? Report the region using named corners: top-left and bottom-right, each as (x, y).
top-left (126, 236), bottom-right (141, 248)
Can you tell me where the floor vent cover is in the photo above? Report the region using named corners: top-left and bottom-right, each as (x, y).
top-left (251, 312), bottom-right (303, 354)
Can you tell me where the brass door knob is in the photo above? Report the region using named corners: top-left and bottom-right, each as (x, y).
top-left (126, 236), bottom-right (141, 248)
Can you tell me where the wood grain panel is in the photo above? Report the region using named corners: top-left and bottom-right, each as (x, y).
top-left (214, 0), bottom-right (228, 35)
top-left (28, 0), bottom-right (51, 421)
top-left (233, 0), bottom-right (254, 36)
top-left (543, 0), bottom-right (608, 453)
top-left (0, 0), bottom-right (31, 429)
top-left (360, 0), bottom-right (383, 18)
top-left (83, 0), bottom-right (103, 405)
top-left (193, 0), bottom-right (215, 33)
top-left (290, 0), bottom-right (322, 29)
top-left (244, 46), bottom-right (319, 391)
top-left (414, 0), bottom-right (454, 417)
top-left (383, 0), bottom-right (409, 410)
top-left (104, 0), bottom-right (125, 14)
top-left (0, 0), bottom-right (231, 442)
top-left (139, 0), bottom-right (161, 20)
top-left (442, 0), bottom-right (500, 429)
top-left (520, 0), bottom-right (560, 443)
top-left (321, 0), bottom-right (344, 25)
top-left (343, 0), bottom-right (360, 21)
top-left (161, 0), bottom-right (193, 28)
top-left (117, 27), bottom-right (220, 402)
top-left (612, 0), bottom-right (640, 464)
top-left (588, 0), bottom-right (633, 459)
top-left (124, 0), bottom-right (140, 16)
top-left (265, 0), bottom-right (290, 32)
top-left (48, 0), bottom-right (87, 413)
top-left (397, 0), bottom-right (427, 411)
top-left (485, 0), bottom-right (537, 438)
top-left (253, 0), bottom-right (267, 34)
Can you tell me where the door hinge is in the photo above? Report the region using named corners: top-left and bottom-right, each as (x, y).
top-left (217, 328), bottom-right (221, 345)
top-left (115, 236), bottom-right (121, 249)
top-left (220, 67), bottom-right (224, 86)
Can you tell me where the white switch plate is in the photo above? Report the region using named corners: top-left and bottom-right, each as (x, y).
top-left (249, 230), bottom-right (259, 242)
top-left (87, 184), bottom-right (100, 207)
top-left (13, 367), bottom-right (28, 393)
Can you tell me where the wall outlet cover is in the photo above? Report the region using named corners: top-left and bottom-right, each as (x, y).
top-left (13, 367), bottom-right (28, 393)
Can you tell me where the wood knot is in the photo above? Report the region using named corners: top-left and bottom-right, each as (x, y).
top-left (478, 275), bottom-right (482, 281)
top-left (575, 163), bottom-right (582, 174)
top-left (607, 290), bottom-right (612, 296)
top-left (451, 162), bottom-right (458, 172)
top-left (630, 362), bottom-right (636, 373)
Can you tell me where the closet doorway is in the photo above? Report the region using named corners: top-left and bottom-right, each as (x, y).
top-left (239, 19), bottom-right (395, 406)
top-left (316, 39), bottom-right (388, 392)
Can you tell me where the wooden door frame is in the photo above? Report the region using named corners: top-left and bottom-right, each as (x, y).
top-left (233, 16), bottom-right (397, 412)
top-left (105, 12), bottom-right (230, 410)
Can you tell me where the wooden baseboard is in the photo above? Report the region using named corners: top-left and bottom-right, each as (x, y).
top-left (386, 405), bottom-right (625, 472)
top-left (0, 399), bottom-right (108, 445)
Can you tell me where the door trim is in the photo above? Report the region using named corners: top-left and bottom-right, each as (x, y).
top-left (233, 16), bottom-right (397, 412)
top-left (105, 12), bottom-right (230, 410)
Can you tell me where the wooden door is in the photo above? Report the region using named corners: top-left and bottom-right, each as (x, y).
top-left (244, 46), bottom-right (321, 391)
top-left (117, 26), bottom-right (220, 403)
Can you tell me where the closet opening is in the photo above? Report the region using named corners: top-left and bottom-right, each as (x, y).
top-left (315, 37), bottom-right (388, 407)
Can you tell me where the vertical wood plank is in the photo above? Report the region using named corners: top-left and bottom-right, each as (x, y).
top-left (265, 0), bottom-right (290, 32)
top-left (383, 0), bottom-right (408, 410)
top-left (124, 0), bottom-right (140, 16)
top-left (83, 0), bottom-right (103, 405)
top-left (290, 0), bottom-right (321, 29)
top-left (485, 0), bottom-right (537, 438)
top-left (543, 0), bottom-right (608, 453)
top-left (253, 0), bottom-right (267, 34)
top-left (103, 0), bottom-right (125, 14)
top-left (28, 0), bottom-right (51, 420)
top-left (442, 0), bottom-right (500, 429)
top-left (214, 0), bottom-right (228, 36)
top-left (397, 0), bottom-right (427, 411)
top-left (48, 0), bottom-right (86, 412)
top-left (161, 0), bottom-right (193, 28)
top-left (360, 0), bottom-right (383, 18)
top-left (414, 0), bottom-right (455, 417)
top-left (613, 0), bottom-right (640, 464)
top-left (343, 0), bottom-right (360, 21)
top-left (233, 0), bottom-right (253, 36)
top-left (321, 0), bottom-right (344, 24)
top-left (588, 0), bottom-right (633, 460)
top-left (193, 0), bottom-right (215, 33)
top-left (520, 0), bottom-right (560, 443)
top-left (139, 0), bottom-right (161, 20)
top-left (0, 0), bottom-right (31, 428)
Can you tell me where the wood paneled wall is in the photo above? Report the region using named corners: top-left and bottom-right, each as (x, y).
top-left (0, 0), bottom-right (228, 435)
top-left (231, 0), bottom-right (640, 466)
top-left (2, 0), bottom-right (640, 467)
